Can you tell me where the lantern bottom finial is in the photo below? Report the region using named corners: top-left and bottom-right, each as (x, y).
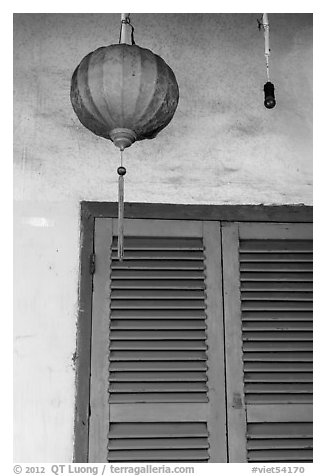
top-left (109, 128), bottom-right (137, 151)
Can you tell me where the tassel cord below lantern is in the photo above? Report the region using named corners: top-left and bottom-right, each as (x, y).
top-left (117, 152), bottom-right (126, 261)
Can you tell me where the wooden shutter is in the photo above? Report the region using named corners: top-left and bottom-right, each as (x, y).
top-left (222, 222), bottom-right (313, 463)
top-left (88, 218), bottom-right (227, 462)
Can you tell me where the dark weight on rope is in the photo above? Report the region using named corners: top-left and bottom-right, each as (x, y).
top-left (264, 81), bottom-right (276, 109)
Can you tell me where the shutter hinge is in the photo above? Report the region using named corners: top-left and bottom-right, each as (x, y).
top-left (89, 252), bottom-right (96, 275)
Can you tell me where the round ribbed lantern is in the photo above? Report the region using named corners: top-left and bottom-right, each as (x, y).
top-left (70, 15), bottom-right (179, 260)
top-left (70, 43), bottom-right (179, 151)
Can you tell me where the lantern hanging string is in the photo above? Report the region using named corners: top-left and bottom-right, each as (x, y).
top-left (258, 13), bottom-right (271, 82)
top-left (117, 151), bottom-right (126, 261)
top-left (119, 13), bottom-right (136, 45)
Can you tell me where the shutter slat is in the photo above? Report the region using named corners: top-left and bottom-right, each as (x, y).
top-left (240, 241), bottom-right (312, 252)
top-left (107, 449), bottom-right (208, 460)
top-left (111, 237), bottom-right (204, 250)
top-left (110, 330), bottom-right (206, 340)
top-left (111, 279), bottom-right (205, 289)
top-left (109, 382), bottom-right (208, 393)
top-left (108, 460), bottom-right (209, 463)
top-left (111, 270), bottom-right (205, 279)
top-left (243, 342), bottom-right (312, 351)
top-left (247, 422), bottom-right (313, 438)
top-left (110, 371), bottom-right (208, 382)
top-left (112, 250), bottom-right (204, 260)
top-left (242, 311), bottom-right (312, 321)
top-left (110, 319), bottom-right (207, 330)
top-left (243, 352), bottom-right (312, 362)
top-left (111, 290), bottom-right (206, 299)
top-left (240, 262), bottom-right (312, 272)
top-left (243, 331), bottom-right (312, 341)
top-left (248, 449), bottom-right (312, 461)
top-left (109, 361), bottom-right (208, 371)
top-left (241, 282), bottom-right (312, 292)
top-left (110, 350), bottom-right (208, 361)
top-left (108, 437), bottom-right (209, 449)
top-left (245, 394), bottom-right (313, 404)
top-left (240, 253), bottom-right (312, 262)
top-left (109, 393), bottom-right (209, 403)
top-left (245, 383), bottom-right (312, 393)
top-left (245, 373), bottom-right (312, 382)
top-left (110, 341), bottom-right (207, 350)
top-left (241, 292), bottom-right (312, 301)
top-left (243, 321), bottom-right (312, 331)
top-left (109, 422), bottom-right (208, 438)
top-left (241, 272), bottom-right (312, 282)
top-left (244, 362), bottom-right (312, 372)
top-left (242, 302), bottom-right (312, 311)
top-left (248, 439), bottom-right (312, 450)
top-left (111, 300), bottom-right (206, 309)
top-left (112, 260), bottom-right (205, 270)
top-left (111, 309), bottom-right (206, 319)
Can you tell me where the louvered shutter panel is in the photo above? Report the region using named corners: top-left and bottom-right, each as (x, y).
top-left (223, 223), bottom-right (313, 463)
top-left (88, 218), bottom-right (227, 462)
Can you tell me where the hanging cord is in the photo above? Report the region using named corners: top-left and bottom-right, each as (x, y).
top-left (117, 151), bottom-right (126, 261)
top-left (258, 13), bottom-right (271, 82)
top-left (119, 14), bottom-right (136, 45)
top-left (258, 13), bottom-right (276, 108)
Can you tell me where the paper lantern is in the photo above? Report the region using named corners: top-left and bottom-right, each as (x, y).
top-left (70, 43), bottom-right (179, 151)
top-left (70, 16), bottom-right (179, 260)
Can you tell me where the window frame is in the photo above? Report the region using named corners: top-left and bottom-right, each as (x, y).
top-left (74, 202), bottom-right (312, 463)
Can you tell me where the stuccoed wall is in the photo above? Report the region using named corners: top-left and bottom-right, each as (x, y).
top-left (13, 13), bottom-right (312, 461)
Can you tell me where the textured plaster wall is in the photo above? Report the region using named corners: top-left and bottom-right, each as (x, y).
top-left (13, 13), bottom-right (312, 461)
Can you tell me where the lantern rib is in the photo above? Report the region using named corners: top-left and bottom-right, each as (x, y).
top-left (101, 48), bottom-right (125, 127)
top-left (136, 61), bottom-right (165, 129)
top-left (82, 48), bottom-right (116, 128)
top-left (131, 49), bottom-right (159, 127)
top-left (121, 45), bottom-right (126, 127)
top-left (134, 57), bottom-right (176, 135)
top-left (120, 45), bottom-right (146, 128)
top-left (74, 53), bottom-right (109, 130)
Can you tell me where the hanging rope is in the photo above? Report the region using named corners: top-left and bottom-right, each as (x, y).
top-left (258, 13), bottom-right (276, 109)
top-left (119, 14), bottom-right (136, 45)
top-left (263, 13), bottom-right (271, 82)
top-left (117, 151), bottom-right (126, 261)
top-left (257, 13), bottom-right (270, 82)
